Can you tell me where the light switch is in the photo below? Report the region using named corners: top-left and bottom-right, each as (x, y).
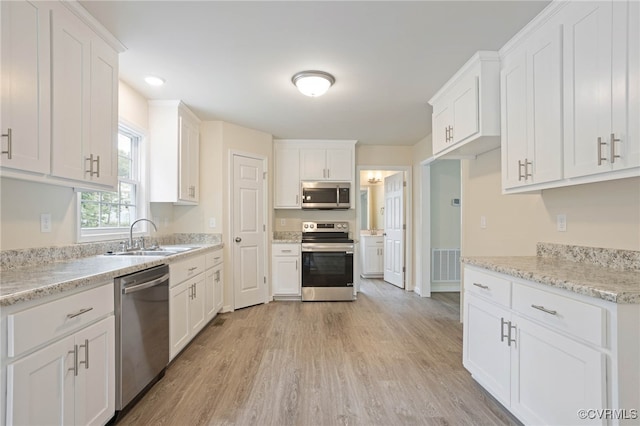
top-left (557, 214), bottom-right (567, 232)
top-left (209, 217), bottom-right (216, 228)
top-left (480, 215), bottom-right (487, 229)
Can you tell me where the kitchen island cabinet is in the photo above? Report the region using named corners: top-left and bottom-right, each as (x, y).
top-left (462, 257), bottom-right (639, 426)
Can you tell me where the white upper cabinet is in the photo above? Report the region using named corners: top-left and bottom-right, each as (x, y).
top-left (273, 142), bottom-right (300, 208)
top-left (274, 139), bottom-right (356, 209)
top-left (501, 14), bottom-right (563, 191)
top-left (429, 51), bottom-right (501, 159)
top-left (499, 0), bottom-right (639, 193)
top-left (0, 0), bottom-right (51, 175)
top-left (149, 101), bottom-right (201, 205)
top-left (299, 142), bottom-right (354, 181)
top-left (563, 0), bottom-right (639, 178)
top-left (50, 2), bottom-right (119, 190)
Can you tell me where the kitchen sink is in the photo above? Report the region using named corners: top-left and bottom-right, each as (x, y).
top-left (105, 246), bottom-right (198, 257)
top-left (114, 250), bottom-right (178, 256)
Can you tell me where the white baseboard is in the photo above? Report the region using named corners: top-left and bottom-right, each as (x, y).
top-left (431, 282), bottom-right (461, 292)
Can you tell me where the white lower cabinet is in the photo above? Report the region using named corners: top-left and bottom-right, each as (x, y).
top-left (170, 250), bottom-right (222, 361)
top-left (360, 236), bottom-right (384, 278)
top-left (169, 272), bottom-right (205, 360)
top-left (463, 265), bottom-right (637, 426)
top-left (6, 316), bottom-right (115, 426)
top-left (272, 244), bottom-right (300, 297)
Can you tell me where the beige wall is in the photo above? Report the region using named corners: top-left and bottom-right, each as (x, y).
top-left (462, 149), bottom-right (640, 256)
top-left (356, 144), bottom-right (414, 166)
top-left (0, 81), bottom-right (150, 250)
top-left (430, 160), bottom-right (461, 249)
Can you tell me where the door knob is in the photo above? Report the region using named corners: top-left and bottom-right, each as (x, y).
top-left (235, 237), bottom-right (242, 242)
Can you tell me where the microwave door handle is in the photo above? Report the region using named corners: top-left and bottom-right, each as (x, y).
top-left (336, 185), bottom-right (340, 207)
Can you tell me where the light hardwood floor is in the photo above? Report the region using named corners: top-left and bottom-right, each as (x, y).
top-left (117, 279), bottom-right (518, 425)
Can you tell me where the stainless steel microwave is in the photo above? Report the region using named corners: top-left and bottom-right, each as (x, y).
top-left (301, 182), bottom-right (351, 209)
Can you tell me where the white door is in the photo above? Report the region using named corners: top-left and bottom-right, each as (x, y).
top-left (232, 154), bottom-right (266, 309)
top-left (383, 172), bottom-right (404, 288)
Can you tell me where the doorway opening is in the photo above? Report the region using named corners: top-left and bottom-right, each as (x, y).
top-left (419, 159), bottom-right (462, 297)
top-left (356, 166), bottom-right (412, 293)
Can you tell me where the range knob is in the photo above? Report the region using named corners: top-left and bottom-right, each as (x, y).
top-left (310, 224), bottom-right (315, 228)
top-left (304, 224), bottom-right (309, 229)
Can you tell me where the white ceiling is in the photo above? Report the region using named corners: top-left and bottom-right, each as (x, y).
top-left (80, 1), bottom-right (550, 146)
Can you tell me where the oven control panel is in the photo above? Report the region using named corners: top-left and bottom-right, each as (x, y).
top-left (302, 221), bottom-right (349, 232)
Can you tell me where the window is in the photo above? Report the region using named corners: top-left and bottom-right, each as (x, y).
top-left (78, 124), bottom-right (146, 241)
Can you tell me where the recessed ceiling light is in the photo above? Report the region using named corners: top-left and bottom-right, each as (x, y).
top-left (144, 76), bottom-right (165, 86)
top-left (291, 70), bottom-right (335, 97)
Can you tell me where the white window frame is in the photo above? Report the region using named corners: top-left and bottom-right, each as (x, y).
top-left (77, 119), bottom-right (149, 243)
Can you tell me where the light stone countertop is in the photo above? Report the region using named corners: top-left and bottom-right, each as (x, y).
top-left (462, 256), bottom-right (640, 304)
top-left (0, 243), bottom-right (223, 307)
top-left (272, 239), bottom-right (301, 244)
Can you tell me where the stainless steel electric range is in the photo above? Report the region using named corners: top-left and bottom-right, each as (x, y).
top-left (300, 221), bottom-right (354, 301)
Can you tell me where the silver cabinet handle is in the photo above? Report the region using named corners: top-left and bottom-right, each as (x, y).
top-left (448, 126), bottom-right (453, 142)
top-left (194, 283), bottom-right (197, 298)
top-left (508, 323), bottom-right (517, 346)
top-left (235, 237), bottom-right (242, 242)
top-left (445, 126), bottom-right (449, 142)
top-left (1, 128), bottom-right (12, 159)
top-left (93, 155), bottom-right (100, 177)
top-left (69, 345), bottom-right (79, 376)
top-left (610, 133), bottom-right (620, 163)
top-left (79, 339), bottom-right (89, 370)
top-left (189, 284), bottom-right (193, 299)
top-left (473, 282), bottom-right (489, 290)
top-left (188, 266), bottom-right (198, 272)
top-left (518, 160), bottom-right (524, 181)
top-left (531, 304), bottom-right (557, 316)
top-left (296, 194), bottom-right (299, 205)
top-left (282, 249), bottom-right (292, 253)
top-left (85, 154), bottom-right (94, 176)
top-left (524, 158), bottom-right (532, 180)
top-left (67, 307), bottom-right (93, 319)
top-left (295, 260), bottom-right (298, 270)
top-left (500, 318), bottom-right (509, 343)
top-left (597, 137), bottom-right (607, 165)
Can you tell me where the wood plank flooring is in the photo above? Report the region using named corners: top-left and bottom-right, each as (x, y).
top-left (117, 279), bottom-right (518, 425)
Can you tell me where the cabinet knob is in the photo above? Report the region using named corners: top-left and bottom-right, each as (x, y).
top-left (235, 237), bottom-right (242, 243)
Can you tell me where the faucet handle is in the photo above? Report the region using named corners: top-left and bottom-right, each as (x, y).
top-left (137, 236), bottom-right (145, 250)
top-left (119, 240), bottom-right (127, 252)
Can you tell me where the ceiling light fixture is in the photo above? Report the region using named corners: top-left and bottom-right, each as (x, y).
top-left (367, 172), bottom-right (382, 184)
top-left (144, 75), bottom-right (166, 86)
top-left (291, 70), bottom-right (335, 97)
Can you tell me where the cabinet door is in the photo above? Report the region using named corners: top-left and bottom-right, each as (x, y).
top-left (169, 281), bottom-right (191, 360)
top-left (432, 103), bottom-right (450, 155)
top-left (89, 36), bottom-right (118, 188)
top-left (611, 0), bottom-right (640, 171)
top-left (501, 52), bottom-right (528, 189)
top-left (205, 268), bottom-right (216, 320)
top-left (463, 294), bottom-right (511, 407)
top-left (50, 4), bottom-right (91, 182)
top-left (189, 275), bottom-right (206, 335)
top-left (510, 315), bottom-right (605, 425)
top-left (0, 0), bottom-right (51, 174)
top-left (272, 256), bottom-right (300, 296)
top-left (300, 148), bottom-right (326, 180)
top-left (6, 335), bottom-right (75, 425)
top-left (74, 317), bottom-right (115, 426)
top-left (526, 22), bottom-right (563, 184)
top-left (214, 264), bottom-right (224, 314)
top-left (563, 1), bottom-right (613, 178)
top-left (274, 145), bottom-right (300, 208)
top-left (187, 119), bottom-right (200, 202)
top-left (451, 76), bottom-right (479, 144)
top-left (178, 116), bottom-right (191, 202)
top-left (326, 148), bottom-right (352, 180)
top-left (363, 244), bottom-right (383, 276)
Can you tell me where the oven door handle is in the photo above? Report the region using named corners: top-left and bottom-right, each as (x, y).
top-left (302, 244), bottom-right (354, 252)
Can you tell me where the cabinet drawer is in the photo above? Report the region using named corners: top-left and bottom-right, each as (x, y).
top-left (7, 283), bottom-right (114, 358)
top-left (272, 244), bottom-right (300, 256)
top-left (464, 267), bottom-right (511, 307)
top-left (512, 283), bottom-right (604, 347)
top-left (170, 254), bottom-right (205, 286)
top-left (205, 249), bottom-right (223, 269)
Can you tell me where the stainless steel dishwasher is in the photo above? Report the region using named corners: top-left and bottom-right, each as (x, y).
top-left (114, 264), bottom-right (169, 415)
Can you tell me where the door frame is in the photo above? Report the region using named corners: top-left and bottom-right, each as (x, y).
top-left (228, 150), bottom-right (269, 311)
top-left (417, 156), bottom-right (464, 298)
top-left (355, 165), bottom-right (412, 293)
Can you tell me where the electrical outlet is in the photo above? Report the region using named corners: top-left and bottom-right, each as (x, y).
top-left (280, 219), bottom-right (286, 226)
top-left (557, 214), bottom-right (567, 232)
top-left (480, 215), bottom-right (487, 229)
top-left (209, 217), bottom-right (216, 228)
top-left (41, 213), bottom-right (52, 233)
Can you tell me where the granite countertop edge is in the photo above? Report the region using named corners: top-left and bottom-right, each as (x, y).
top-left (461, 256), bottom-right (640, 304)
top-left (1, 243), bottom-right (224, 307)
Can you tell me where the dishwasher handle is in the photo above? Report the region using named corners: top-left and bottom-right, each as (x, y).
top-left (122, 273), bottom-right (170, 294)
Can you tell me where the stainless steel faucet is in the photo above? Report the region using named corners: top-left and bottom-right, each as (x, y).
top-left (129, 218), bottom-right (158, 250)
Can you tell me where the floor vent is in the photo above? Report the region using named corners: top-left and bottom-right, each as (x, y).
top-left (432, 248), bottom-right (461, 282)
